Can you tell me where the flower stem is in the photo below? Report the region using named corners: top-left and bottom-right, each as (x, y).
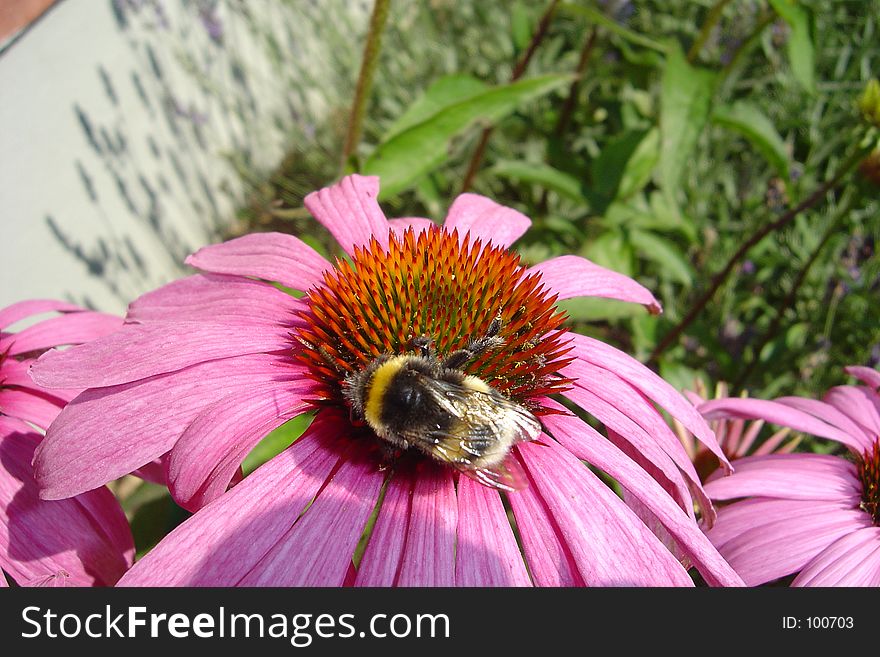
top-left (732, 189), bottom-right (855, 389)
top-left (686, 0), bottom-right (734, 63)
top-left (341, 0), bottom-right (391, 172)
top-left (460, 0), bottom-right (560, 193)
top-left (647, 143), bottom-right (873, 367)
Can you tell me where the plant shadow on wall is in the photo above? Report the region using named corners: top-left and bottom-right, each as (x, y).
top-left (40, 0), bottom-right (366, 308)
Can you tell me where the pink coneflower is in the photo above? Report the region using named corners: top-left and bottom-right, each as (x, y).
top-left (32, 175), bottom-right (742, 587)
top-left (0, 300), bottom-right (132, 586)
top-left (699, 365), bottom-right (880, 586)
top-left (676, 381), bottom-right (801, 482)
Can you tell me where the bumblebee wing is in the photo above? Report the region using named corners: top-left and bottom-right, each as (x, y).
top-left (403, 376), bottom-right (539, 492)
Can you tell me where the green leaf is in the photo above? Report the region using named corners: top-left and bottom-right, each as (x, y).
top-left (489, 160), bottom-right (584, 202)
top-left (591, 130), bottom-right (649, 209)
top-left (559, 3), bottom-right (669, 53)
top-left (658, 46), bottom-right (717, 195)
top-left (711, 101), bottom-right (790, 178)
top-left (242, 413), bottom-right (314, 475)
top-left (511, 2), bottom-right (532, 52)
top-left (384, 74), bottom-right (488, 139)
top-left (630, 229), bottom-right (694, 286)
top-left (618, 128), bottom-right (660, 199)
top-left (768, 0), bottom-right (816, 94)
top-left (580, 229), bottom-right (634, 278)
top-left (364, 74), bottom-right (570, 199)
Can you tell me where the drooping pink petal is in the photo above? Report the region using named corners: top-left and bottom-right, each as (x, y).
top-left (507, 460), bottom-right (584, 587)
top-left (823, 385), bottom-right (880, 437)
top-left (566, 333), bottom-right (727, 469)
top-left (708, 498), bottom-right (872, 586)
top-left (132, 458), bottom-right (167, 486)
top-left (0, 359), bottom-right (80, 405)
top-left (0, 312), bottom-right (122, 356)
top-left (387, 217), bottom-right (436, 239)
top-left (185, 233), bottom-right (331, 292)
top-left (442, 193), bottom-right (530, 248)
top-left (540, 405), bottom-right (743, 586)
top-left (118, 420), bottom-right (345, 586)
top-left (699, 397), bottom-right (865, 452)
top-left (752, 427), bottom-right (796, 456)
top-left (167, 378), bottom-right (316, 511)
top-left (395, 465), bottom-right (457, 586)
top-left (455, 478), bottom-right (532, 587)
top-left (517, 439), bottom-right (694, 586)
top-left (704, 453), bottom-right (861, 502)
top-left (34, 353), bottom-right (292, 500)
top-left (304, 175), bottom-right (390, 255)
top-left (564, 384), bottom-right (711, 524)
top-left (776, 396), bottom-right (873, 450)
top-left (30, 320), bottom-right (291, 389)
top-left (239, 449), bottom-right (385, 586)
top-left (127, 274), bottom-right (306, 325)
top-left (792, 528), bottom-right (880, 586)
top-left (0, 300), bottom-right (83, 330)
top-left (355, 473), bottom-right (413, 587)
top-left (0, 417), bottom-right (133, 586)
top-left (845, 365), bottom-right (880, 390)
top-left (527, 255), bottom-right (662, 314)
top-left (735, 419), bottom-right (765, 456)
top-left (0, 388), bottom-right (64, 431)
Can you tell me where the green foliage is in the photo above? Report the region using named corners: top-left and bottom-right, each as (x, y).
top-left (362, 73), bottom-right (570, 198)
top-left (248, 0), bottom-right (879, 418)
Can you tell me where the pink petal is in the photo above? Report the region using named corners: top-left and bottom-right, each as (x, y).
top-left (0, 418), bottom-right (133, 586)
top-left (540, 405), bottom-right (743, 586)
top-left (0, 300), bottom-right (83, 330)
top-left (118, 419), bottom-right (345, 586)
top-left (127, 274), bottom-right (306, 325)
top-left (0, 359), bottom-right (79, 406)
top-left (30, 320), bottom-right (291, 389)
top-left (792, 528), bottom-right (880, 586)
top-left (823, 385), bottom-right (880, 437)
top-left (34, 353), bottom-right (292, 500)
top-left (355, 473), bottom-right (413, 587)
top-left (167, 377), bottom-right (316, 511)
top-left (776, 397), bottom-right (873, 449)
top-left (751, 427), bottom-right (796, 456)
top-left (518, 439), bottom-right (694, 586)
top-left (0, 389), bottom-right (64, 431)
top-left (239, 449), bottom-right (385, 586)
top-left (455, 477), bottom-right (532, 586)
top-left (0, 312), bottom-right (122, 356)
top-left (395, 465), bottom-right (457, 586)
top-left (699, 397), bottom-right (865, 452)
top-left (442, 193), bottom-right (530, 248)
top-left (564, 376), bottom-right (711, 520)
top-left (507, 463), bottom-right (583, 586)
top-left (527, 255), bottom-right (662, 313)
top-left (304, 175), bottom-right (390, 255)
top-left (388, 217), bottom-right (436, 239)
top-left (567, 333), bottom-right (727, 469)
top-left (708, 498), bottom-right (871, 586)
top-left (845, 365), bottom-right (880, 390)
top-left (185, 232), bottom-right (331, 292)
top-left (704, 453), bottom-right (861, 502)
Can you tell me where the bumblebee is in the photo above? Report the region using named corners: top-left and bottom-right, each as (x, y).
top-left (343, 321), bottom-right (541, 491)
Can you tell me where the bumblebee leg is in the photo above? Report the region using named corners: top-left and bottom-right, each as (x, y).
top-left (410, 335), bottom-right (434, 357)
top-left (442, 317), bottom-right (504, 369)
